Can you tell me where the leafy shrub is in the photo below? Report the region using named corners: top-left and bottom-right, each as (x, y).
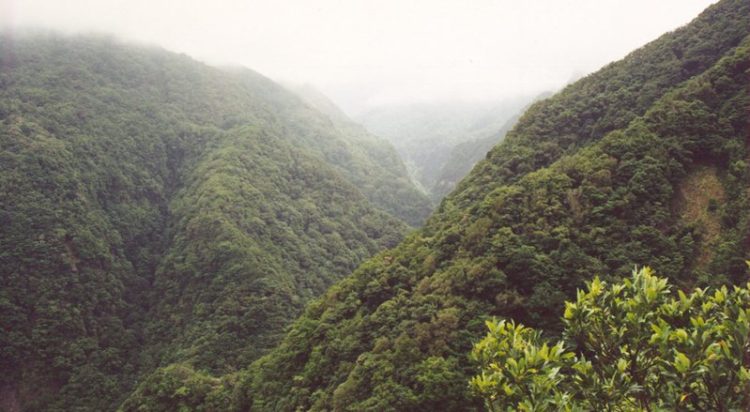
top-left (471, 267), bottom-right (750, 411)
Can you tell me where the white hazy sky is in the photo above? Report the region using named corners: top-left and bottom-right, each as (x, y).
top-left (1, 0), bottom-right (716, 113)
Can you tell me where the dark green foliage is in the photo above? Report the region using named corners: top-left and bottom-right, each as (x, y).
top-left (3, 0), bottom-right (750, 410)
top-left (216, 2), bottom-right (750, 410)
top-left (453, 0), bottom-right (749, 210)
top-left (147, 126), bottom-right (407, 373)
top-left (0, 34), bottom-right (423, 411)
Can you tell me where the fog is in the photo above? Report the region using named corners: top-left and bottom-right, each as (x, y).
top-left (1, 0), bottom-right (715, 114)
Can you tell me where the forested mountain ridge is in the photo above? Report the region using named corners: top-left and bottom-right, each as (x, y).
top-left (285, 83), bottom-right (433, 222)
top-left (124, 0), bottom-right (750, 410)
top-left (450, 0), bottom-right (749, 211)
top-left (0, 34), bottom-right (425, 411)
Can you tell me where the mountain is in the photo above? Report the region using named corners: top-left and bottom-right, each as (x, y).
top-left (284, 84), bottom-right (354, 126)
top-left (126, 0), bottom-right (749, 410)
top-left (285, 83), bottom-right (435, 222)
top-left (429, 113), bottom-right (520, 202)
top-left (0, 34), bottom-right (428, 411)
top-left (356, 97), bottom-right (534, 201)
top-left (430, 93), bottom-right (554, 202)
top-left (284, 83), bottom-right (434, 225)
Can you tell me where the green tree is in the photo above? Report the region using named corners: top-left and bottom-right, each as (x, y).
top-left (471, 267), bottom-right (750, 411)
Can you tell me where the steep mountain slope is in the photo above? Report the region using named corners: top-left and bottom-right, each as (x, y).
top-left (287, 84), bottom-right (434, 222)
top-left (226, 73), bottom-right (433, 227)
top-left (357, 98), bottom-right (532, 200)
top-left (429, 113), bottom-right (520, 201)
top-left (431, 93), bottom-right (553, 202)
top-left (145, 126), bottom-right (408, 373)
top-left (0, 34), bottom-right (422, 411)
top-left (454, 0), bottom-right (749, 210)
top-left (162, 1), bottom-right (748, 410)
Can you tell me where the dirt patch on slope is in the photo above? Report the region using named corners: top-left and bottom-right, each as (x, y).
top-left (674, 166), bottom-right (725, 269)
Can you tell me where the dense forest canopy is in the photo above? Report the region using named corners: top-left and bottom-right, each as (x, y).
top-left (0, 34), bottom-right (428, 411)
top-left (188, 1), bottom-right (746, 410)
top-left (1, 0), bottom-right (749, 411)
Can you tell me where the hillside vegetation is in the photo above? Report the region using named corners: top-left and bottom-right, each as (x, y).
top-left (0, 34), bottom-right (427, 411)
top-left (3, 0), bottom-right (749, 410)
top-left (181, 1), bottom-right (748, 410)
top-left (471, 267), bottom-right (750, 411)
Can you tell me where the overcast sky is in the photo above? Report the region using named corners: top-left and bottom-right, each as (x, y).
top-left (1, 0), bottom-right (716, 114)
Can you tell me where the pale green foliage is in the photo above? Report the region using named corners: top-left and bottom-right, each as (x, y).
top-left (471, 267), bottom-right (750, 411)
top-left (470, 321), bottom-right (574, 411)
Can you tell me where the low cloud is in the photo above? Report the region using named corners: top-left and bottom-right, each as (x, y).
top-left (1, 0), bottom-right (716, 114)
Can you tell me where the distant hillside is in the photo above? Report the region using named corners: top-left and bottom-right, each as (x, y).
top-left (430, 93), bottom-right (553, 202)
top-left (429, 117), bottom-right (515, 201)
top-left (0, 34), bottom-right (426, 411)
top-left (356, 97), bottom-right (534, 200)
top-left (130, 0), bottom-right (750, 410)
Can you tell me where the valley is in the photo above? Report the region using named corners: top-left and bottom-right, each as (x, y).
top-left (1, 0), bottom-right (749, 410)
